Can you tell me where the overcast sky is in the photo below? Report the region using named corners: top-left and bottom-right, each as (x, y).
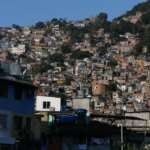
top-left (0, 0), bottom-right (146, 26)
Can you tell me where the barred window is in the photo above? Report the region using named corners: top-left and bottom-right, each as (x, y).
top-left (43, 101), bottom-right (50, 109)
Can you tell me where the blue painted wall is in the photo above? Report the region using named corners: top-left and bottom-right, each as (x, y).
top-left (0, 81), bottom-right (35, 115)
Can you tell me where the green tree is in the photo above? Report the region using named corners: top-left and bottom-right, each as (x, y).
top-left (108, 81), bottom-right (117, 92)
top-left (35, 21), bottom-right (46, 29)
top-left (48, 53), bottom-right (64, 64)
top-left (97, 12), bottom-right (108, 22)
top-left (12, 24), bottom-right (22, 32)
top-left (141, 11), bottom-right (150, 25)
top-left (133, 26), bottom-right (150, 56)
top-left (61, 44), bottom-right (72, 54)
top-left (71, 50), bottom-right (92, 59)
top-left (109, 59), bottom-right (118, 68)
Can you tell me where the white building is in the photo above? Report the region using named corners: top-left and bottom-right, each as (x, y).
top-left (72, 98), bottom-right (90, 113)
top-left (9, 44), bottom-right (26, 55)
top-left (35, 96), bottom-right (61, 112)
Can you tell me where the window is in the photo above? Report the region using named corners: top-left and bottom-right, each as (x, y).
top-left (43, 101), bottom-right (50, 109)
top-left (26, 117), bottom-right (31, 129)
top-left (0, 114), bottom-right (7, 129)
top-left (25, 87), bottom-right (34, 99)
top-left (0, 81), bottom-right (8, 97)
top-left (13, 116), bottom-right (23, 130)
top-left (14, 85), bottom-right (23, 100)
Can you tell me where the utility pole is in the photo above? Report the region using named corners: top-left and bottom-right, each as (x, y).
top-left (121, 123), bottom-right (124, 150)
top-left (118, 123), bottom-right (124, 150)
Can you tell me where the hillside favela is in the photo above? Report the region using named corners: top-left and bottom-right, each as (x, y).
top-left (0, 1), bottom-right (150, 150)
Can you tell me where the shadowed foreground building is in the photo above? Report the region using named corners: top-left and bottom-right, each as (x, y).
top-left (0, 76), bottom-right (37, 148)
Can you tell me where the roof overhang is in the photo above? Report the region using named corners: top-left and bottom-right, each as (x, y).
top-left (0, 137), bottom-right (16, 145)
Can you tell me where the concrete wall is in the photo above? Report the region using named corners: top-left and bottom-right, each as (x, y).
top-left (125, 112), bottom-right (150, 130)
top-left (92, 80), bottom-right (106, 96)
top-left (35, 96), bottom-right (61, 112)
top-left (0, 62), bottom-right (22, 76)
top-left (73, 98), bottom-right (90, 112)
top-left (125, 112), bottom-right (150, 120)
